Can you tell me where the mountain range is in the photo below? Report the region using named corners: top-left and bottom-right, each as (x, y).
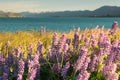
top-left (0, 6), bottom-right (120, 18)
top-left (0, 11), bottom-right (23, 18)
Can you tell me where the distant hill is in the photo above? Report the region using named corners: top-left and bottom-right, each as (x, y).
top-left (20, 6), bottom-right (120, 17)
top-left (1, 6), bottom-right (120, 18)
top-left (0, 12), bottom-right (23, 18)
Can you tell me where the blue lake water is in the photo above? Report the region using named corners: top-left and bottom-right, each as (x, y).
top-left (0, 17), bottom-right (120, 32)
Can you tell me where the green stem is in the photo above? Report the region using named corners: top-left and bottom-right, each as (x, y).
top-left (61, 52), bottom-right (64, 67)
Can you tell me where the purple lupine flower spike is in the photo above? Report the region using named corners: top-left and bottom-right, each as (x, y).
top-left (74, 46), bottom-right (88, 72)
top-left (111, 21), bottom-right (119, 34)
top-left (61, 61), bottom-right (70, 78)
top-left (2, 73), bottom-right (8, 80)
top-left (52, 63), bottom-right (61, 73)
top-left (63, 43), bottom-right (69, 53)
top-left (58, 34), bottom-right (66, 52)
top-left (17, 59), bottom-right (25, 80)
top-left (52, 33), bottom-right (59, 48)
top-left (76, 71), bottom-right (90, 80)
top-left (73, 32), bottom-right (79, 49)
top-left (37, 42), bottom-right (44, 55)
top-left (84, 38), bottom-right (90, 47)
top-left (66, 38), bottom-right (71, 45)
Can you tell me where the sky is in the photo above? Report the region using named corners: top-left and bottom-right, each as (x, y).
top-left (0, 0), bottom-right (120, 12)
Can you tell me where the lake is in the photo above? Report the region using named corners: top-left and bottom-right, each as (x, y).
top-left (0, 17), bottom-right (120, 32)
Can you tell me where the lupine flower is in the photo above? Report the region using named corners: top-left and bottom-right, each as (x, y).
top-left (28, 60), bottom-right (39, 80)
top-left (66, 38), bottom-right (71, 45)
top-left (61, 61), bottom-right (70, 78)
top-left (73, 32), bottom-right (79, 49)
top-left (0, 53), bottom-right (5, 64)
top-left (0, 77), bottom-right (2, 80)
top-left (63, 43), bottom-right (69, 53)
top-left (97, 48), bottom-right (104, 62)
top-left (28, 68), bottom-right (37, 80)
top-left (49, 48), bottom-right (59, 61)
top-left (6, 53), bottom-right (14, 67)
top-left (90, 34), bottom-right (95, 40)
top-left (84, 38), bottom-right (90, 47)
top-left (17, 59), bottom-right (25, 80)
top-left (81, 34), bottom-right (85, 41)
top-left (52, 63), bottom-right (61, 73)
top-left (59, 34), bottom-right (66, 52)
top-left (111, 21), bottom-right (119, 34)
top-left (28, 53), bottom-right (40, 80)
top-left (91, 39), bottom-right (97, 48)
top-left (2, 73), bottom-right (8, 80)
top-left (14, 48), bottom-right (21, 58)
top-left (89, 54), bottom-right (97, 72)
top-left (98, 32), bottom-right (105, 47)
top-left (80, 57), bottom-right (90, 72)
top-left (52, 33), bottom-right (59, 48)
top-left (112, 21), bottom-right (118, 29)
top-left (74, 46), bottom-right (88, 72)
top-left (102, 63), bottom-right (117, 76)
top-left (3, 65), bottom-right (10, 76)
top-left (113, 40), bottom-right (119, 47)
top-left (76, 71), bottom-right (90, 80)
top-left (35, 68), bottom-right (40, 80)
top-left (106, 73), bottom-right (119, 80)
top-left (37, 42), bottom-right (44, 55)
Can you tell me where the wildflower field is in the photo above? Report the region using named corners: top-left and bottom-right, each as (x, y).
top-left (1, 22), bottom-right (120, 80)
